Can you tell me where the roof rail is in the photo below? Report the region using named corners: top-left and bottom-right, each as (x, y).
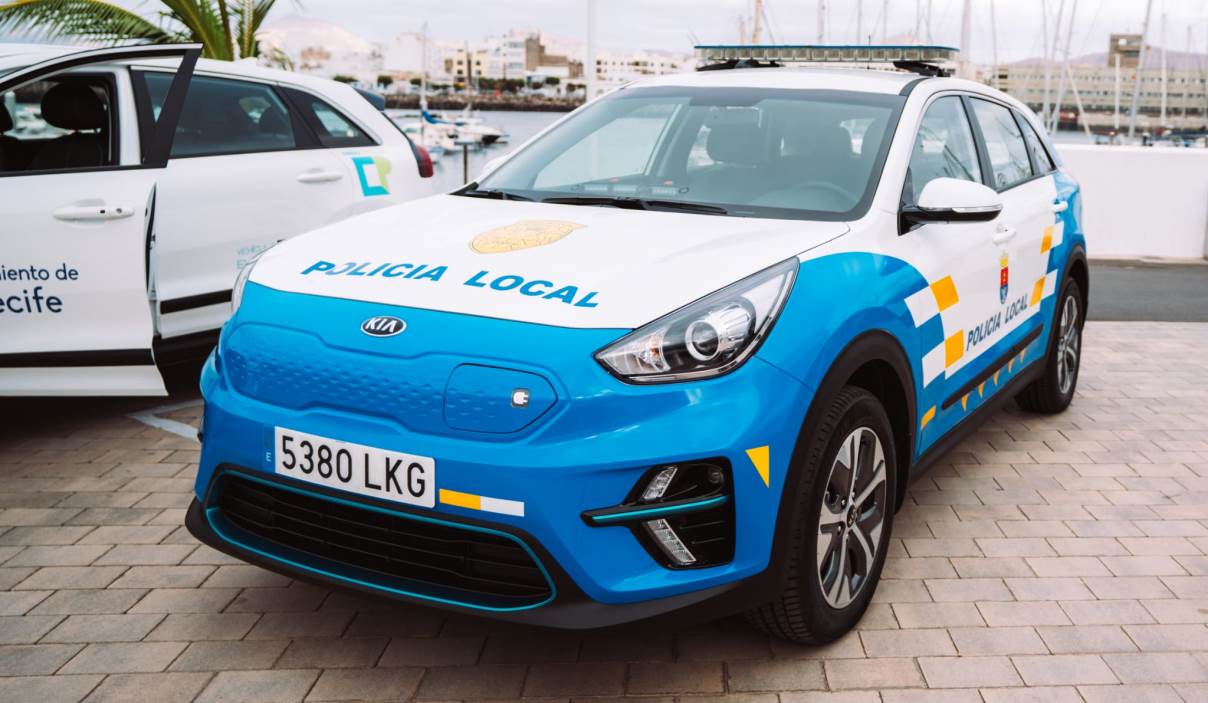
top-left (893, 60), bottom-right (952, 78)
top-left (697, 58), bottom-right (781, 71)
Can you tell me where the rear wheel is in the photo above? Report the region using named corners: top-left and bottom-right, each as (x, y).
top-left (745, 386), bottom-right (895, 644)
top-left (1016, 278), bottom-right (1083, 414)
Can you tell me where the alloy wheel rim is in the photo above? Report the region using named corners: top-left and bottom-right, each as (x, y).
top-left (1056, 294), bottom-right (1080, 395)
top-left (817, 427), bottom-right (887, 610)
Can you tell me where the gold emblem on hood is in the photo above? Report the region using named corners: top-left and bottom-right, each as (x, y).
top-left (470, 220), bottom-right (585, 254)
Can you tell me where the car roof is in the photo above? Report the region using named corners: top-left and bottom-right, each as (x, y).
top-left (627, 65), bottom-right (1034, 119)
top-left (0, 43), bottom-right (336, 92)
top-left (0, 42), bottom-right (72, 72)
top-left (133, 55), bottom-right (340, 91)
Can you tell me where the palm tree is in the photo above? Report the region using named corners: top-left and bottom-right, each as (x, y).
top-left (0, 0), bottom-right (285, 60)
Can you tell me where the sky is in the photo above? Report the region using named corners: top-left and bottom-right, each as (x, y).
top-left (4, 0), bottom-right (1208, 65)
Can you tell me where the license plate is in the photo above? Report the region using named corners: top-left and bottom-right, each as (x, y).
top-left (274, 427), bottom-right (435, 508)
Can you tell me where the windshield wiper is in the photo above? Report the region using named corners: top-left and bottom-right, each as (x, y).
top-left (642, 199), bottom-right (730, 216)
top-left (460, 186), bottom-right (534, 201)
top-left (542, 195), bottom-right (729, 216)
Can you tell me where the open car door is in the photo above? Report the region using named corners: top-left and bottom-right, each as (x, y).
top-left (0, 44), bottom-right (199, 396)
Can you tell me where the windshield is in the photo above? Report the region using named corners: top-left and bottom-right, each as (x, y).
top-left (475, 86), bottom-right (904, 220)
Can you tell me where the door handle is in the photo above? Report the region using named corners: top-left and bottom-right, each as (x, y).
top-left (297, 170), bottom-right (344, 184)
top-left (1051, 200), bottom-right (1069, 213)
top-left (992, 225), bottom-right (1017, 245)
top-left (53, 204), bottom-right (135, 222)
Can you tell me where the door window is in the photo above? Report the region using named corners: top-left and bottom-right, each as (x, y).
top-left (1017, 113), bottom-right (1056, 175)
top-left (0, 74), bottom-right (116, 173)
top-left (902, 96), bottom-right (981, 207)
top-left (285, 89), bottom-right (374, 148)
top-left (142, 72), bottom-right (295, 157)
top-left (970, 98), bottom-right (1033, 190)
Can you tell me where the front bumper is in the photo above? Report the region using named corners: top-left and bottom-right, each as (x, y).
top-left (194, 288), bottom-right (815, 627)
top-left (186, 482), bottom-right (749, 629)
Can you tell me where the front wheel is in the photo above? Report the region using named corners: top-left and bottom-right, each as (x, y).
top-left (745, 386), bottom-right (896, 644)
top-left (1016, 277), bottom-right (1083, 414)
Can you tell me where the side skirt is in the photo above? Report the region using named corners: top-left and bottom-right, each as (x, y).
top-left (909, 358), bottom-right (1044, 483)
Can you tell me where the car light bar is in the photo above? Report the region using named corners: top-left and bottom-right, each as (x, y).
top-left (694, 44), bottom-right (959, 65)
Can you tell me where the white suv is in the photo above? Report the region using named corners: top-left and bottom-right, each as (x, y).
top-left (0, 44), bottom-right (434, 396)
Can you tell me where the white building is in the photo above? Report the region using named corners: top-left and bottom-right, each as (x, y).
top-left (259, 20), bottom-right (689, 92)
top-left (381, 32), bottom-right (434, 77)
top-left (593, 48), bottom-right (690, 88)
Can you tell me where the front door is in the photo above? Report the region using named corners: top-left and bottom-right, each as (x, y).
top-left (0, 45), bottom-right (198, 395)
top-left (896, 94), bottom-right (1007, 451)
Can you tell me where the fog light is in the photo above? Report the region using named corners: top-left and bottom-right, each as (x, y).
top-left (644, 518), bottom-right (697, 565)
top-left (582, 459), bottom-right (735, 569)
top-left (641, 465), bottom-right (678, 502)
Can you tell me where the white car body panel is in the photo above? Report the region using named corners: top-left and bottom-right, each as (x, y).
top-left (0, 168), bottom-right (167, 395)
top-left (0, 44), bottom-right (432, 395)
top-left (250, 194), bottom-right (850, 329)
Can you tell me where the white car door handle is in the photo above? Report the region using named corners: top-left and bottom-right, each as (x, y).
top-left (992, 226), bottom-right (1017, 245)
top-left (297, 170), bottom-right (344, 184)
top-left (1051, 200), bottom-right (1069, 213)
top-left (53, 204), bottom-right (134, 222)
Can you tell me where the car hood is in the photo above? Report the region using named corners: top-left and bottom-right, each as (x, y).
top-left (250, 194), bottom-right (849, 329)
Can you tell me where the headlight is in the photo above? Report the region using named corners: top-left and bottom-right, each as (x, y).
top-left (230, 246), bottom-right (274, 313)
top-left (595, 258), bottom-right (797, 383)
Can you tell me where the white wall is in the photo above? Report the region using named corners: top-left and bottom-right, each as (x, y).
top-left (1057, 145), bottom-right (1208, 260)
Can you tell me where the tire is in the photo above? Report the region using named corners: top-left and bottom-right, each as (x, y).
top-left (745, 386), bottom-right (896, 644)
top-left (1016, 277), bottom-right (1083, 414)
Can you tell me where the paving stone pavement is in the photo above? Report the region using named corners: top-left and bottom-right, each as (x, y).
top-left (1, 321), bottom-right (1207, 702)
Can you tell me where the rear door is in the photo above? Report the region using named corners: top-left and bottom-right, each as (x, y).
top-left (966, 97), bottom-right (1056, 353)
top-left (132, 71), bottom-right (395, 339)
top-left (0, 45), bottom-right (198, 396)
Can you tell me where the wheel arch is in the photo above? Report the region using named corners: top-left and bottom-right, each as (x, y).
top-left (1064, 244), bottom-right (1089, 319)
top-left (776, 329), bottom-right (918, 548)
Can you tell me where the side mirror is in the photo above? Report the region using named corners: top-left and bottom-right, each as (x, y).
top-left (900, 177), bottom-right (1003, 233)
top-left (477, 155), bottom-right (507, 180)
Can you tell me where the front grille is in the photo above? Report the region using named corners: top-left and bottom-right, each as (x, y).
top-left (223, 324), bottom-right (449, 435)
top-left (212, 473), bottom-right (553, 609)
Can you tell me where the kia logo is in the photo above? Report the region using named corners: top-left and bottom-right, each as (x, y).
top-left (360, 316), bottom-right (406, 337)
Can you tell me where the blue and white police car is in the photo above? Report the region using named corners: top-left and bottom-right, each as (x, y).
top-left (190, 46), bottom-right (1087, 642)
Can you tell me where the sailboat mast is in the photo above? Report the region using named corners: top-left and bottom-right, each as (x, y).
top-left (882, 0), bottom-right (889, 42)
top-left (1041, 0), bottom-right (1052, 127)
top-left (817, 0), bottom-right (827, 43)
top-left (1160, 12), bottom-right (1168, 127)
top-left (958, 0), bottom-right (972, 79)
top-left (1114, 52), bottom-right (1121, 132)
top-left (989, 0), bottom-right (999, 88)
top-left (585, 0), bottom-right (598, 101)
top-left (1127, 0), bottom-right (1154, 140)
top-left (1184, 26), bottom-right (1192, 121)
top-left (752, 0), bottom-right (763, 44)
top-left (856, 0), bottom-right (863, 43)
top-left (1051, 0), bottom-right (1080, 134)
top-left (1047, 0), bottom-right (1068, 132)
top-left (420, 22), bottom-right (428, 140)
